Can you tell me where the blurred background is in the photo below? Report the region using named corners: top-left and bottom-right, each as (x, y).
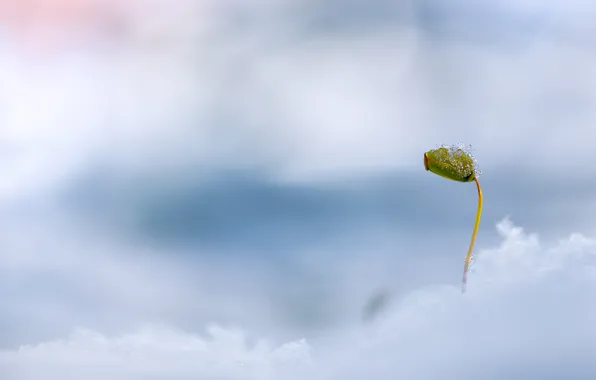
top-left (2, 1), bottom-right (596, 378)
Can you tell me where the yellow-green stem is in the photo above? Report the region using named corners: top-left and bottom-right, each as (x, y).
top-left (461, 177), bottom-right (483, 293)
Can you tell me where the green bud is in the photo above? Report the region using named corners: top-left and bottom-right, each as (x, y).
top-left (424, 146), bottom-right (476, 182)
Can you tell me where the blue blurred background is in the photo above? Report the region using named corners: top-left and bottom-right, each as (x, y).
top-left (2, 1), bottom-right (596, 379)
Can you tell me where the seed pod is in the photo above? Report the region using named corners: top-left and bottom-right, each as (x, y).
top-left (424, 147), bottom-right (476, 182)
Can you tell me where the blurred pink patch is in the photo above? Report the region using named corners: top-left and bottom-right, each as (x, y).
top-left (0, 0), bottom-right (129, 55)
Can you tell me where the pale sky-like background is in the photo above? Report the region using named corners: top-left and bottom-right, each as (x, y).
top-left (2, 1), bottom-right (596, 379)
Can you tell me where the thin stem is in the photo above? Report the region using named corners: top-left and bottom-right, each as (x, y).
top-left (462, 177), bottom-right (483, 293)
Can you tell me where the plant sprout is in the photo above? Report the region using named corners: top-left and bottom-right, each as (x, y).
top-left (424, 145), bottom-right (483, 293)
